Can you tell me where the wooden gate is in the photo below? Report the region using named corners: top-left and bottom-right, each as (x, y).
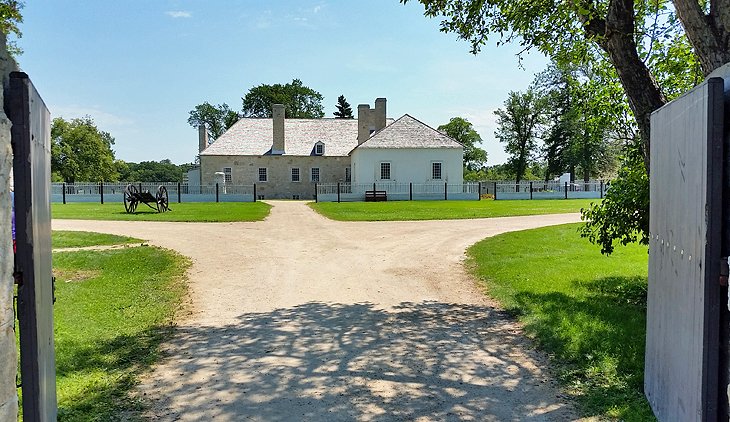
top-left (645, 77), bottom-right (725, 421)
top-left (9, 71), bottom-right (57, 420)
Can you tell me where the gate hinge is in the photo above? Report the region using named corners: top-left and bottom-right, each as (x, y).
top-left (13, 270), bottom-right (22, 286)
top-left (720, 257), bottom-right (729, 286)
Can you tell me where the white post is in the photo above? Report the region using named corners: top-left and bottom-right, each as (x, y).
top-left (0, 32), bottom-right (17, 420)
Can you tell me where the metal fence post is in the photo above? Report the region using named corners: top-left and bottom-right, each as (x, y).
top-left (409, 182), bottom-right (413, 201)
top-left (478, 182), bottom-right (481, 201)
top-left (600, 180), bottom-right (604, 199)
top-left (177, 182), bottom-right (181, 203)
top-left (253, 183), bottom-right (257, 202)
top-left (315, 183), bottom-right (318, 203)
top-left (337, 182), bottom-right (341, 203)
top-left (564, 181), bottom-right (568, 199)
top-left (100, 181), bottom-right (104, 204)
top-left (493, 181), bottom-right (497, 200)
top-left (529, 181), bottom-right (533, 200)
top-left (138, 182), bottom-right (142, 193)
top-left (62, 182), bottom-right (66, 204)
top-left (215, 183), bottom-right (219, 203)
top-left (444, 182), bottom-right (448, 200)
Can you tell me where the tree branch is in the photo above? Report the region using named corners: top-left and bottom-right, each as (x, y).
top-left (673, 0), bottom-right (730, 74)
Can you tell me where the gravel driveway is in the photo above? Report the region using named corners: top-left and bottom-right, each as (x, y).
top-left (54, 201), bottom-right (582, 421)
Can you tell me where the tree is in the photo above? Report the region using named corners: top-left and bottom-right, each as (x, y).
top-left (333, 95), bottom-right (354, 118)
top-left (118, 159), bottom-right (184, 182)
top-left (437, 117), bottom-right (488, 171)
top-left (0, 0), bottom-right (23, 55)
top-left (403, 0), bottom-right (726, 168)
top-left (188, 102), bottom-right (240, 141)
top-left (404, 0), bottom-right (719, 253)
top-left (242, 79), bottom-right (324, 118)
top-left (51, 116), bottom-right (118, 183)
top-left (494, 90), bottom-right (544, 186)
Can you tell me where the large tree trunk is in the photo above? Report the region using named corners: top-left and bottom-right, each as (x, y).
top-left (579, 0), bottom-right (667, 173)
top-left (673, 0), bottom-right (730, 76)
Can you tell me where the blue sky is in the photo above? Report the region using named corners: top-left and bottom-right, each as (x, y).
top-left (17, 1), bottom-right (547, 165)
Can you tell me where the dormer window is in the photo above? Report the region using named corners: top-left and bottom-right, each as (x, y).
top-left (314, 142), bottom-right (325, 155)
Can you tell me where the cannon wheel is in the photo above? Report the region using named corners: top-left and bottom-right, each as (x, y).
top-left (156, 185), bottom-right (169, 213)
top-left (124, 184), bottom-right (139, 213)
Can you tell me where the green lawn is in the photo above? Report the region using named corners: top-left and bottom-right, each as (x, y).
top-left (52, 230), bottom-right (143, 249)
top-left (51, 234), bottom-right (189, 420)
top-left (310, 199), bottom-right (594, 221)
top-left (467, 223), bottom-right (652, 420)
top-left (52, 202), bottom-right (271, 222)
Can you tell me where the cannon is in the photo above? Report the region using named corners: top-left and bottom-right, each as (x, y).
top-left (123, 184), bottom-right (170, 213)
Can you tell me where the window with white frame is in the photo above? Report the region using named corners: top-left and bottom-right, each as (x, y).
top-left (311, 167), bottom-right (320, 182)
top-left (291, 167), bottom-right (300, 182)
top-left (223, 167), bottom-right (232, 184)
top-left (258, 167), bottom-right (268, 182)
top-left (432, 162), bottom-right (443, 180)
top-left (314, 143), bottom-right (324, 155)
top-left (380, 162), bottom-right (391, 180)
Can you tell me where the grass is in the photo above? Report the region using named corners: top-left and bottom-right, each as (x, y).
top-left (52, 202), bottom-right (271, 222)
top-left (51, 233), bottom-right (190, 420)
top-left (467, 223), bottom-right (652, 420)
top-left (52, 230), bottom-right (143, 249)
top-left (310, 199), bottom-right (594, 221)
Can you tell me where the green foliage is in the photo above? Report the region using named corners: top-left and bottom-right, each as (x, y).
top-left (467, 224), bottom-right (652, 419)
top-left (0, 0), bottom-right (23, 55)
top-left (187, 102), bottom-right (240, 140)
top-left (118, 159), bottom-right (185, 182)
top-left (310, 199), bottom-right (592, 221)
top-left (580, 142), bottom-right (649, 255)
top-left (437, 117), bottom-right (488, 171)
top-left (53, 243), bottom-right (189, 419)
top-left (333, 95), bottom-right (354, 118)
top-left (51, 116), bottom-right (119, 183)
top-left (52, 202), bottom-right (272, 222)
top-left (242, 79), bottom-right (324, 118)
top-left (52, 231), bottom-right (141, 249)
top-left (494, 89), bottom-right (545, 183)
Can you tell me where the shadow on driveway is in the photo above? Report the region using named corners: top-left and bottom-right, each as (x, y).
top-left (140, 301), bottom-right (575, 421)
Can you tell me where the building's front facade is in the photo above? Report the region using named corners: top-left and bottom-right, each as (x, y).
top-left (198, 98), bottom-right (463, 199)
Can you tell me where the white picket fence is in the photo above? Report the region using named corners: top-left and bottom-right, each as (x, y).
top-left (315, 182), bottom-right (480, 202)
top-left (52, 182), bottom-right (257, 203)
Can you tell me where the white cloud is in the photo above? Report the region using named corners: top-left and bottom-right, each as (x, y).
top-left (52, 105), bottom-right (135, 131)
top-left (165, 10), bottom-right (192, 19)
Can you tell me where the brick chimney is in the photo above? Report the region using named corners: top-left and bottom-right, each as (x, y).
top-left (272, 104), bottom-right (285, 154)
top-left (357, 104), bottom-right (371, 145)
top-left (198, 125), bottom-right (208, 153)
top-left (374, 98), bottom-right (387, 131)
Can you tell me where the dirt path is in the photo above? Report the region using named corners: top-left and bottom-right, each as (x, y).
top-left (54, 201), bottom-right (582, 421)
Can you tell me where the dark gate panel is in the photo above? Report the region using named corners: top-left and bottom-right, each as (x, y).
top-left (9, 71), bottom-right (57, 421)
top-left (645, 77), bottom-right (724, 421)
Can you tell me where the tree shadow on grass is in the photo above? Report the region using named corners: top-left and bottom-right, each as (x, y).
top-left (55, 324), bottom-right (174, 421)
top-left (510, 275), bottom-right (653, 420)
top-left (134, 301), bottom-right (578, 421)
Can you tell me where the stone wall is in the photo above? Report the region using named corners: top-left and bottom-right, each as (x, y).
top-left (0, 32), bottom-right (18, 421)
top-left (201, 155), bottom-right (351, 199)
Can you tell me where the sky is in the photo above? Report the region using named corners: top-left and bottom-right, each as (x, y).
top-left (16, 1), bottom-right (548, 165)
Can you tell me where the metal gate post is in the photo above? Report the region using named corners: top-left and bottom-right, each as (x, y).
top-left (99, 181), bottom-right (104, 204)
top-left (62, 182), bottom-right (66, 204)
top-left (530, 181), bottom-right (533, 200)
top-left (215, 183), bottom-right (219, 203)
top-left (337, 182), bottom-right (341, 203)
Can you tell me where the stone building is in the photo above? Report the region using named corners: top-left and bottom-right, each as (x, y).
top-left (198, 98), bottom-right (463, 199)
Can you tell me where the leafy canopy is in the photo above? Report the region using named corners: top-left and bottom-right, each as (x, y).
top-left (494, 89), bottom-right (545, 183)
top-left (51, 117), bottom-right (118, 183)
top-left (437, 117), bottom-right (487, 171)
top-left (242, 79), bottom-right (324, 118)
top-left (188, 102), bottom-right (240, 141)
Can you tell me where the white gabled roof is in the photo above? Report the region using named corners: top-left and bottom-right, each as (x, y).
top-left (353, 114), bottom-right (463, 150)
top-left (200, 118), bottom-right (394, 157)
